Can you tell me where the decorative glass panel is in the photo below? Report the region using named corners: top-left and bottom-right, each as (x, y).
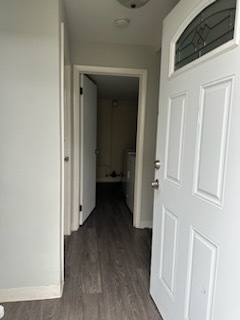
top-left (175, 0), bottom-right (236, 71)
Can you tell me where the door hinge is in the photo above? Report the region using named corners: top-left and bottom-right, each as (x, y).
top-left (80, 87), bottom-right (83, 95)
top-left (79, 205), bottom-right (82, 212)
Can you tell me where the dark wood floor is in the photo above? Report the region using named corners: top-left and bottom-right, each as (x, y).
top-left (2, 183), bottom-right (162, 320)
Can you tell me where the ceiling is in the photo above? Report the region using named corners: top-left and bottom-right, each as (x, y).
top-left (64, 0), bottom-right (180, 48)
top-left (88, 74), bottom-right (139, 100)
top-left (64, 0), bottom-right (179, 99)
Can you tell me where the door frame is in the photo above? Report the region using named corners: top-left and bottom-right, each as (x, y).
top-left (72, 65), bottom-right (148, 230)
top-left (63, 64), bottom-right (72, 235)
top-left (60, 22), bottom-right (65, 294)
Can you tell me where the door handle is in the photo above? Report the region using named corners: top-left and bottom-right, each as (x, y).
top-left (154, 160), bottom-right (161, 170)
top-left (64, 157), bottom-right (69, 162)
top-left (151, 179), bottom-right (159, 189)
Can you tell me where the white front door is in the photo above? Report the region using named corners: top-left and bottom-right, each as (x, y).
top-left (150, 0), bottom-right (240, 319)
top-left (79, 74), bottom-right (97, 225)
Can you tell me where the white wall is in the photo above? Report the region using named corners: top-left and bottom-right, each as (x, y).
top-left (0, 0), bottom-right (62, 298)
top-left (72, 42), bottom-right (160, 224)
top-left (60, 0), bottom-right (72, 66)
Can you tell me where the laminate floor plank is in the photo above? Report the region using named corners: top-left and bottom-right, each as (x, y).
top-left (83, 293), bottom-right (101, 320)
top-left (80, 227), bottom-right (102, 294)
top-left (97, 241), bottom-right (127, 320)
top-left (2, 183), bottom-right (162, 320)
top-left (104, 232), bottom-right (150, 320)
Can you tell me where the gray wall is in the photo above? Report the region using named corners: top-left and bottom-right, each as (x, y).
top-left (0, 0), bottom-right (62, 289)
top-left (72, 42), bottom-right (160, 224)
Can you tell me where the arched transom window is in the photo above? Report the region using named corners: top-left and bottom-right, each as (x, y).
top-left (175, 0), bottom-right (237, 71)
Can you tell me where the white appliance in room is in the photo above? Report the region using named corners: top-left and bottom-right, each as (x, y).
top-left (126, 152), bottom-right (136, 213)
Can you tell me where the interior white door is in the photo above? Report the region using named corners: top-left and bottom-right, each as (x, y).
top-left (79, 74), bottom-right (97, 225)
top-left (150, 1), bottom-right (240, 319)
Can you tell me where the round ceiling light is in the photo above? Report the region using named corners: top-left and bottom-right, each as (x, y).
top-left (114, 17), bottom-right (130, 28)
top-left (116, 0), bottom-right (149, 9)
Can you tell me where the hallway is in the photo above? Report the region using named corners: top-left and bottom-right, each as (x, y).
top-left (3, 183), bottom-right (161, 320)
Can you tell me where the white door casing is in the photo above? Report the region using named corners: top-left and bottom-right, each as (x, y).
top-left (64, 65), bottom-right (72, 236)
top-left (79, 74), bottom-right (97, 225)
top-left (60, 22), bottom-right (65, 291)
top-left (150, 1), bottom-right (240, 320)
top-left (72, 65), bottom-right (148, 230)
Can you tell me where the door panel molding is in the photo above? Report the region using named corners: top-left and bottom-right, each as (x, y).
top-left (159, 206), bottom-right (179, 299)
top-left (184, 228), bottom-right (219, 320)
top-left (165, 92), bottom-right (187, 187)
top-left (193, 76), bottom-right (233, 207)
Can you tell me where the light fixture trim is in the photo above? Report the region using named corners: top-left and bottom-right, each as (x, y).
top-left (114, 17), bottom-right (130, 28)
top-left (116, 0), bottom-right (150, 9)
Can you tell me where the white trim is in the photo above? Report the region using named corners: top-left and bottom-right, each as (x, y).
top-left (0, 284), bottom-right (63, 303)
top-left (139, 220), bottom-right (153, 229)
top-left (60, 22), bottom-right (65, 292)
top-left (79, 74), bottom-right (84, 226)
top-left (63, 64), bottom-right (72, 236)
top-left (72, 65), bottom-right (148, 230)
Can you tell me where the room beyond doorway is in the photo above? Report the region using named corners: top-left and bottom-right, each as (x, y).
top-left (90, 74), bottom-right (138, 185)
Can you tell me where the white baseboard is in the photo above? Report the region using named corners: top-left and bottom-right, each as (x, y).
top-left (139, 220), bottom-right (153, 229)
top-left (0, 283), bottom-right (63, 303)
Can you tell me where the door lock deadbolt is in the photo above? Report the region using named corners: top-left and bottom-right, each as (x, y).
top-left (154, 160), bottom-right (161, 170)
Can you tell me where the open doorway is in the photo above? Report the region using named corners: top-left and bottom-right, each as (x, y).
top-left (72, 65), bottom-right (147, 231)
top-left (89, 74), bottom-right (139, 216)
